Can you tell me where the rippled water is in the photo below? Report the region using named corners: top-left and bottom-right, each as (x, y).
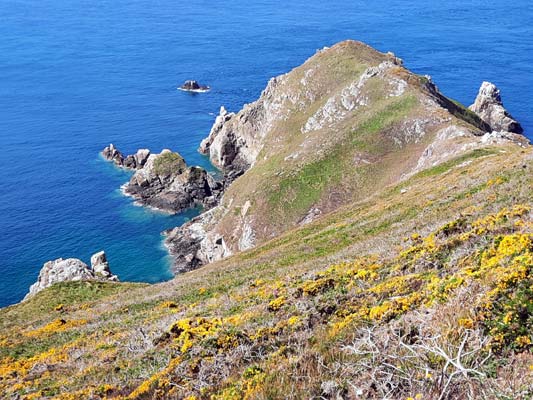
top-left (0, 0), bottom-right (531, 306)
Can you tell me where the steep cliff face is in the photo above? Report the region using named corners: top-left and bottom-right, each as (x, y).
top-left (167, 40), bottom-right (527, 271)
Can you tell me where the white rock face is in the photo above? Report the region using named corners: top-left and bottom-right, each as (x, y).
top-left (469, 82), bottom-right (523, 134)
top-left (24, 252), bottom-right (118, 301)
top-left (91, 251), bottom-right (112, 277)
top-left (302, 61), bottom-right (405, 133)
top-left (134, 149), bottom-right (151, 168)
top-left (198, 75), bottom-right (295, 176)
top-left (199, 106), bottom-right (235, 154)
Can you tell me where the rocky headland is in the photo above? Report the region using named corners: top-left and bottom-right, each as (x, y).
top-left (102, 41), bottom-right (528, 274)
top-left (161, 41), bottom-right (529, 273)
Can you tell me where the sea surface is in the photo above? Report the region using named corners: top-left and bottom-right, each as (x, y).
top-left (1, 0), bottom-right (531, 307)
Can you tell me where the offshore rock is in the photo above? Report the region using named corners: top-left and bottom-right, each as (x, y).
top-left (24, 252), bottom-right (118, 301)
top-left (469, 82), bottom-right (523, 134)
top-left (179, 80), bottom-right (210, 92)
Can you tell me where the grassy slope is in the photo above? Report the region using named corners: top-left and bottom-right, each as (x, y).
top-left (1, 144), bottom-right (532, 399)
top-left (212, 42), bottom-right (487, 249)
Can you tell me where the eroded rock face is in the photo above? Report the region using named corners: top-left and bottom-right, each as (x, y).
top-left (24, 252), bottom-right (118, 301)
top-left (102, 145), bottom-right (223, 214)
top-left (197, 75), bottom-right (291, 180)
top-left (164, 207), bottom-right (231, 273)
top-left (469, 82), bottom-right (523, 134)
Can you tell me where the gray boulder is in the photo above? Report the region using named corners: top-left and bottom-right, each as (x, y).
top-left (134, 149), bottom-right (151, 168)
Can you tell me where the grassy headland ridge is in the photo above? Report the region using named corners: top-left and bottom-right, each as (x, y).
top-left (1, 41), bottom-right (531, 399)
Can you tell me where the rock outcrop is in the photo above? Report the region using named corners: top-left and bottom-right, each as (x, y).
top-left (102, 145), bottom-right (151, 170)
top-left (179, 80), bottom-right (210, 92)
top-left (469, 81), bottom-right (523, 134)
top-left (197, 74), bottom-right (290, 179)
top-left (102, 145), bottom-right (223, 214)
top-left (24, 251), bottom-right (118, 300)
top-left (90, 251), bottom-right (114, 278)
top-left (164, 207), bottom-right (231, 273)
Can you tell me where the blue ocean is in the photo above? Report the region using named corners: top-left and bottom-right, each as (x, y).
top-left (1, 1), bottom-right (531, 307)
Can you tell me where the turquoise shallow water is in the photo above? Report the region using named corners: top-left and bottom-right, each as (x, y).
top-left (0, 0), bottom-right (531, 306)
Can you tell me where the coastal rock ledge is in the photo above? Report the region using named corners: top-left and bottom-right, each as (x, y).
top-left (24, 251), bottom-right (118, 301)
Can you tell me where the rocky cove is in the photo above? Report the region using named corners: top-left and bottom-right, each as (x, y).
top-left (27, 40), bottom-right (527, 297)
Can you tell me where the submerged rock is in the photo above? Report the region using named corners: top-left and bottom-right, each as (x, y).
top-left (179, 80), bottom-right (210, 92)
top-left (24, 251), bottom-right (118, 301)
top-left (469, 82), bottom-right (523, 134)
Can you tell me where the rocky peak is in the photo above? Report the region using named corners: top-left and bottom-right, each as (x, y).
top-left (24, 251), bottom-right (118, 301)
top-left (469, 81), bottom-right (524, 134)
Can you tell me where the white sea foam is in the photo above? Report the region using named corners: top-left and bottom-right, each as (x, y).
top-left (177, 87), bottom-right (211, 93)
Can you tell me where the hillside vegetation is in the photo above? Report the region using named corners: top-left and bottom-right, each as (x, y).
top-left (198, 41), bottom-right (499, 257)
top-left (1, 142), bottom-right (532, 399)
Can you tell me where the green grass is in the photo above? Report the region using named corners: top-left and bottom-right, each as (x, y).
top-left (412, 148), bottom-right (497, 179)
top-left (268, 147), bottom-right (344, 215)
top-left (153, 152), bottom-right (186, 176)
top-left (446, 98), bottom-right (488, 131)
top-left (267, 95), bottom-right (418, 220)
top-left (0, 281), bottom-right (145, 331)
top-left (351, 94), bottom-right (418, 144)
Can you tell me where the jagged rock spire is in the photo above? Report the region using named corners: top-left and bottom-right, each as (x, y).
top-left (469, 82), bottom-right (523, 134)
